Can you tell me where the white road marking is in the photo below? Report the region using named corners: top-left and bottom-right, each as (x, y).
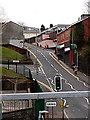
top-left (84, 97), bottom-right (90, 105)
top-left (54, 68), bottom-right (58, 72)
top-left (77, 78), bottom-right (90, 88)
top-left (45, 57), bottom-right (48, 61)
top-left (48, 61), bottom-right (50, 64)
top-left (64, 79), bottom-right (77, 91)
top-left (48, 78), bottom-right (55, 86)
top-left (40, 67), bottom-right (53, 91)
top-left (51, 64), bottom-right (54, 68)
top-left (64, 110), bottom-right (69, 119)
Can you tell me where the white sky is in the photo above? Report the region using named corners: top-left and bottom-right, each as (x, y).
top-left (0, 0), bottom-right (85, 28)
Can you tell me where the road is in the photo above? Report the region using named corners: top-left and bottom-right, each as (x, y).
top-left (25, 43), bottom-right (90, 119)
top-left (2, 43), bottom-right (90, 119)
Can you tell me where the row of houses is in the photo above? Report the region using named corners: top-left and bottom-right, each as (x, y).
top-left (0, 14), bottom-right (90, 69)
top-left (0, 14), bottom-right (90, 47)
top-left (56, 14), bottom-right (90, 67)
top-left (25, 24), bottom-right (70, 48)
top-left (25, 14), bottom-right (90, 75)
top-left (0, 21), bottom-right (39, 47)
top-left (25, 14), bottom-right (90, 70)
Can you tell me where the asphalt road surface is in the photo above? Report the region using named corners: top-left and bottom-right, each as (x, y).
top-left (26, 43), bottom-right (90, 119)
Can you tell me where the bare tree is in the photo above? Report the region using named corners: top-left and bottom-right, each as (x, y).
top-left (0, 5), bottom-right (9, 22)
top-left (84, 0), bottom-right (90, 14)
top-left (17, 21), bottom-right (26, 27)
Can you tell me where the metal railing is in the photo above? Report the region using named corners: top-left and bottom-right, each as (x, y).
top-left (0, 91), bottom-right (90, 100)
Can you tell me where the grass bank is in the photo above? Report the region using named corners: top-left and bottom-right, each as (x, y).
top-left (0, 46), bottom-right (25, 61)
top-left (0, 67), bottom-right (27, 80)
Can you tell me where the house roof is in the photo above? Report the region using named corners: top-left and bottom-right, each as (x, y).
top-left (23, 30), bottom-right (40, 33)
top-left (57, 16), bottom-right (90, 35)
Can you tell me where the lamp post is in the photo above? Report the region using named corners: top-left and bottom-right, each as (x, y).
top-left (35, 28), bottom-right (39, 75)
top-left (70, 44), bottom-right (78, 69)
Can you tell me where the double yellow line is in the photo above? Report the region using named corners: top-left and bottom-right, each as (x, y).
top-left (49, 52), bottom-right (79, 80)
top-left (25, 47), bottom-right (42, 67)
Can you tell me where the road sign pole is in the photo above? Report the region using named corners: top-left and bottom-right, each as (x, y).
top-left (13, 60), bottom-right (19, 73)
top-left (23, 65), bottom-right (25, 76)
top-left (8, 60), bottom-right (9, 70)
top-left (52, 106), bottom-right (53, 120)
top-left (46, 101), bottom-right (56, 119)
top-left (15, 62), bottom-right (17, 73)
top-left (0, 103), bottom-right (2, 120)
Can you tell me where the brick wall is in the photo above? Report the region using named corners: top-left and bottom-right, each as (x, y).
top-left (2, 108), bottom-right (34, 120)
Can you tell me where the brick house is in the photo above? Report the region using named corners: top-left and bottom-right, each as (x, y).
top-left (56, 16), bottom-right (90, 68)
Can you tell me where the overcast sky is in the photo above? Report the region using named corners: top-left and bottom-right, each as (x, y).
top-left (0, 0), bottom-right (85, 28)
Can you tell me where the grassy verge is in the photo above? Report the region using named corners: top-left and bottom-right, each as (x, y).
top-left (0, 46), bottom-right (26, 61)
top-left (0, 67), bottom-right (27, 79)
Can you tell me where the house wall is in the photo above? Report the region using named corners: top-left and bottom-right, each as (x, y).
top-left (56, 17), bottom-right (90, 69)
top-left (83, 17), bottom-right (90, 40)
top-left (57, 17), bottom-right (90, 45)
top-left (57, 28), bottom-right (71, 45)
top-left (49, 31), bottom-right (56, 40)
top-left (23, 32), bottom-right (40, 39)
top-left (0, 23), bottom-right (2, 44)
top-left (2, 21), bottom-right (24, 44)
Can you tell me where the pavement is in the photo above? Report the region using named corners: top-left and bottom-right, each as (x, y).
top-left (51, 52), bottom-right (90, 86)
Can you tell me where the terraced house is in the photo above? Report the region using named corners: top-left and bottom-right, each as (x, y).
top-left (56, 14), bottom-right (90, 75)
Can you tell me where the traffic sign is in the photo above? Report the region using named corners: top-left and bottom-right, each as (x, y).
top-left (46, 102), bottom-right (56, 107)
top-left (13, 60), bottom-right (19, 63)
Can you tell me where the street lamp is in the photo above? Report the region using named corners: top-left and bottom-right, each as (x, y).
top-left (70, 44), bottom-right (78, 68)
top-left (34, 28), bottom-right (39, 75)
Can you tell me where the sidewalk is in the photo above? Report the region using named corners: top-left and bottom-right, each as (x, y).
top-left (51, 52), bottom-right (90, 85)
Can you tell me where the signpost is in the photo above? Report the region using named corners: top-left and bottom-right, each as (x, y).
top-left (13, 60), bottom-right (19, 63)
top-left (46, 101), bottom-right (56, 120)
top-left (46, 102), bottom-right (56, 107)
top-left (13, 60), bottom-right (19, 73)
